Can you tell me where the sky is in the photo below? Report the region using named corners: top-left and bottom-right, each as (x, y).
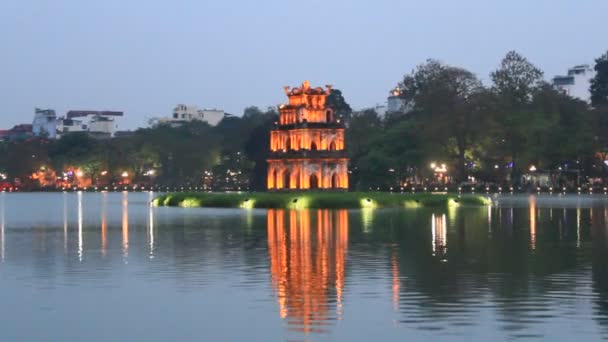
top-left (1, 0), bottom-right (607, 130)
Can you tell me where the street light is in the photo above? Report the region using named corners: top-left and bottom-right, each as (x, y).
top-left (529, 165), bottom-right (537, 172)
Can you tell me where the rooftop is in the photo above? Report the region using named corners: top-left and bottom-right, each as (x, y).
top-left (284, 81), bottom-right (332, 96)
top-left (67, 110), bottom-right (123, 118)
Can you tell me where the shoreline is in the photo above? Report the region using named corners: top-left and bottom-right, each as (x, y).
top-left (152, 192), bottom-right (492, 209)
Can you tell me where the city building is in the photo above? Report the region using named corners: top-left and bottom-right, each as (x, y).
top-left (32, 108), bottom-right (57, 139)
top-left (155, 104), bottom-right (225, 127)
top-left (356, 87), bottom-right (410, 118)
top-left (57, 110), bottom-right (123, 138)
top-left (0, 130), bottom-right (9, 142)
top-left (3, 124), bottom-right (33, 142)
top-left (552, 64), bottom-right (596, 103)
top-left (267, 81), bottom-right (349, 190)
top-left (387, 88), bottom-right (407, 113)
top-left (56, 117), bottom-right (87, 137)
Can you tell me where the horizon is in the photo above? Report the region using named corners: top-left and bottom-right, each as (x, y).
top-left (1, 0), bottom-right (607, 130)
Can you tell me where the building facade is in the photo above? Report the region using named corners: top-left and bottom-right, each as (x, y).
top-left (32, 108), bottom-right (57, 139)
top-left (57, 110), bottom-right (123, 138)
top-left (387, 88), bottom-right (407, 113)
top-left (552, 64), bottom-right (596, 103)
top-left (267, 81), bottom-right (348, 190)
top-left (156, 104), bottom-right (225, 127)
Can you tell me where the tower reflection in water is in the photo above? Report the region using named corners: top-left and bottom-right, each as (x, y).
top-left (267, 209), bottom-right (348, 334)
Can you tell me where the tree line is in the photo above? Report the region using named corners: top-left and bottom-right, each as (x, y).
top-left (349, 50), bottom-right (608, 190)
top-left (1, 50), bottom-right (607, 191)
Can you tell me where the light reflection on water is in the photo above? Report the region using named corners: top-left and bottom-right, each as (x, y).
top-left (1, 193), bottom-right (608, 340)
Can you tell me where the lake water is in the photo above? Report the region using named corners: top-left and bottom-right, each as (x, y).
top-left (2, 192), bottom-right (608, 341)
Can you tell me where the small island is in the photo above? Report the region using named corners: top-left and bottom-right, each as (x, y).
top-left (152, 192), bottom-right (491, 209)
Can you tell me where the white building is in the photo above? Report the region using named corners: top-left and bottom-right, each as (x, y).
top-left (56, 117), bottom-right (87, 137)
top-left (32, 108), bottom-right (57, 139)
top-left (57, 110), bottom-right (122, 138)
top-left (156, 104), bottom-right (225, 127)
top-left (552, 64), bottom-right (596, 103)
top-left (387, 88), bottom-right (407, 113)
top-left (357, 88), bottom-right (410, 118)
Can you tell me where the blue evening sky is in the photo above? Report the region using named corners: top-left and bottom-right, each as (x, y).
top-left (1, 0), bottom-right (606, 129)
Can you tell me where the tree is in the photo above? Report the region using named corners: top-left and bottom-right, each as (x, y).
top-left (490, 51), bottom-right (544, 183)
top-left (5, 139), bottom-right (49, 186)
top-left (590, 51), bottom-right (608, 150)
top-left (326, 89), bottom-right (352, 122)
top-left (400, 60), bottom-right (488, 182)
top-left (491, 51), bottom-right (544, 107)
top-left (243, 107), bottom-right (278, 191)
top-left (346, 109), bottom-right (383, 189)
top-left (591, 51), bottom-right (608, 107)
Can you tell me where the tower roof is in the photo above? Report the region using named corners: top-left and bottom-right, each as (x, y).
top-left (284, 81), bottom-right (332, 96)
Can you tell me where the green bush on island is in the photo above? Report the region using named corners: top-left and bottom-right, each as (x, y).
top-left (152, 192), bottom-right (491, 209)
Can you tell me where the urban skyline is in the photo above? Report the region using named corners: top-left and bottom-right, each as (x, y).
top-left (1, 0), bottom-right (607, 129)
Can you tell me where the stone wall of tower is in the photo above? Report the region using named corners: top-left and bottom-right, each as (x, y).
top-left (270, 128), bottom-right (345, 152)
top-left (268, 81), bottom-right (349, 191)
top-left (267, 159), bottom-right (349, 190)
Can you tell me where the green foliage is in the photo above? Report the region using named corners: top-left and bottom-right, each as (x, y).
top-left (591, 51), bottom-right (608, 107)
top-left (326, 89), bottom-right (353, 122)
top-left (5, 140), bottom-right (49, 181)
top-left (400, 60), bottom-right (485, 182)
top-left (491, 51), bottom-right (544, 107)
top-left (153, 192), bottom-right (490, 209)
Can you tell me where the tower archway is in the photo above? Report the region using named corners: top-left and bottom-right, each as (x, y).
top-left (310, 174), bottom-right (319, 189)
top-left (293, 170), bottom-right (300, 189)
top-left (311, 142), bottom-right (317, 151)
top-left (331, 173), bottom-right (338, 189)
top-left (329, 141), bottom-right (336, 151)
top-left (284, 170), bottom-right (291, 189)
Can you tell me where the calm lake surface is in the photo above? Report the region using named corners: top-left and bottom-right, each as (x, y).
top-left (2, 192), bottom-right (608, 341)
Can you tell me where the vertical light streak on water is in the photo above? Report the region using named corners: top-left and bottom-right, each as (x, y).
top-left (63, 192), bottom-right (68, 254)
top-left (431, 214), bottom-right (436, 255)
top-left (391, 247), bottom-right (400, 312)
top-left (488, 205), bottom-right (492, 233)
top-left (77, 191), bottom-right (83, 262)
top-left (562, 208), bottom-right (567, 240)
top-left (101, 192), bottom-right (108, 257)
top-left (577, 207), bottom-right (581, 248)
top-left (148, 191), bottom-right (154, 259)
top-left (361, 208), bottom-right (374, 234)
top-left (122, 191), bottom-right (129, 262)
top-left (0, 192), bottom-right (5, 262)
top-left (442, 214), bottom-right (447, 255)
top-left (431, 214), bottom-right (447, 256)
top-left (529, 196), bottom-right (536, 250)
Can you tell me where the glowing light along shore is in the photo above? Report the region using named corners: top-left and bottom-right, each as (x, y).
top-left (267, 81), bottom-right (348, 191)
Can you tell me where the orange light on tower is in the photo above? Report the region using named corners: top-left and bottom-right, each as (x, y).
top-left (268, 81), bottom-right (349, 191)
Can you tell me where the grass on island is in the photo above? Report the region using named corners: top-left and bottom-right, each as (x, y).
top-left (152, 192), bottom-right (491, 209)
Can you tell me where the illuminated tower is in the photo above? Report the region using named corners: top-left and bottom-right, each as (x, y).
top-left (267, 81), bottom-right (349, 190)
